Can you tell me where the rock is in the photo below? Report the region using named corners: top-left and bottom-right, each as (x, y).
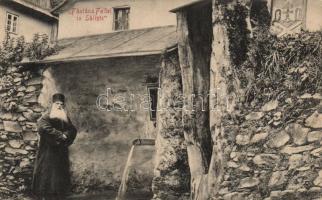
top-left (0, 123), bottom-right (4, 131)
top-left (219, 187), bottom-right (229, 195)
top-left (311, 147), bottom-right (322, 157)
top-left (314, 171), bottom-right (322, 187)
top-left (297, 166), bottom-right (310, 171)
top-left (19, 160), bottom-right (31, 168)
top-left (23, 95), bottom-right (38, 104)
top-left (23, 132), bottom-right (38, 141)
top-left (273, 121), bottom-right (282, 127)
top-left (313, 93), bottom-right (322, 99)
top-left (288, 154), bottom-right (304, 169)
top-left (13, 77), bottom-right (22, 83)
top-left (230, 152), bottom-right (238, 159)
top-left (261, 100), bottom-right (278, 112)
top-left (8, 140), bottom-right (23, 149)
top-left (267, 131), bottom-right (290, 148)
top-left (299, 93), bottom-right (321, 101)
top-left (223, 192), bottom-right (246, 200)
top-left (17, 86), bottom-right (26, 92)
top-left (17, 116), bottom-right (26, 122)
top-left (300, 93), bottom-right (313, 99)
top-left (305, 112), bottom-right (322, 129)
top-left (269, 190), bottom-right (296, 199)
top-left (239, 164), bottom-right (251, 172)
top-left (281, 145), bottom-right (315, 154)
top-left (239, 177), bottom-right (260, 188)
top-left (26, 86), bottom-right (36, 93)
top-left (3, 121), bottom-right (22, 133)
top-left (253, 154), bottom-right (280, 166)
top-left (22, 111), bottom-right (41, 121)
top-left (273, 112), bottom-right (282, 121)
top-left (26, 77), bottom-right (42, 86)
top-left (17, 92), bottom-right (25, 97)
top-left (0, 135), bottom-right (8, 140)
top-left (251, 132), bottom-right (269, 144)
top-left (0, 113), bottom-right (13, 120)
top-left (4, 147), bottom-right (28, 155)
top-left (26, 122), bottom-right (37, 131)
top-left (285, 98), bottom-right (293, 104)
top-left (227, 161), bottom-right (239, 168)
top-left (0, 142), bottom-right (6, 149)
top-left (17, 105), bottom-right (28, 112)
top-left (286, 123), bottom-right (309, 145)
top-left (25, 145), bottom-right (34, 150)
top-left (33, 106), bottom-right (44, 113)
top-left (269, 171), bottom-right (287, 188)
top-left (308, 131), bottom-right (322, 142)
top-left (236, 134), bottom-right (250, 145)
top-left (246, 112), bottom-right (264, 121)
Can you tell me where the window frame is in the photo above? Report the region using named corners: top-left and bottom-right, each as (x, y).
top-left (113, 6), bottom-right (130, 31)
top-left (147, 83), bottom-right (158, 121)
top-left (6, 12), bottom-right (19, 34)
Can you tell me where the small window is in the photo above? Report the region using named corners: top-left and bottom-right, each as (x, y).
top-left (147, 86), bottom-right (158, 121)
top-left (113, 7), bottom-right (130, 31)
top-left (6, 12), bottom-right (18, 34)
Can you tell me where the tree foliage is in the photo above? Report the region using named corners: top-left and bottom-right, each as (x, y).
top-left (0, 33), bottom-right (58, 70)
top-left (0, 33), bottom-right (59, 111)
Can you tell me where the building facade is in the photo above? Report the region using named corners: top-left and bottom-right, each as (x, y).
top-left (0, 0), bottom-right (58, 42)
top-left (54, 0), bottom-right (194, 38)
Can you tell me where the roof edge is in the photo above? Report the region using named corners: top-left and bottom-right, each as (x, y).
top-left (170, 0), bottom-right (212, 13)
top-left (50, 0), bottom-right (68, 13)
top-left (11, 0), bottom-right (58, 19)
top-left (16, 50), bottom-right (172, 66)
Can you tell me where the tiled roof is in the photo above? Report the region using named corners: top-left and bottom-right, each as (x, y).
top-left (20, 26), bottom-right (177, 65)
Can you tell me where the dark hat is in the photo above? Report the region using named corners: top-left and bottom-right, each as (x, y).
top-left (52, 93), bottom-right (65, 103)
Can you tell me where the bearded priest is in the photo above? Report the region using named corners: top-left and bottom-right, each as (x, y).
top-left (32, 93), bottom-right (77, 200)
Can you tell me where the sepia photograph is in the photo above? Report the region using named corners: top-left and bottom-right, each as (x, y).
top-left (0, 0), bottom-right (321, 199)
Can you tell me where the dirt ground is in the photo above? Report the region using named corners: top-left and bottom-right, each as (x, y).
top-left (67, 191), bottom-right (153, 200)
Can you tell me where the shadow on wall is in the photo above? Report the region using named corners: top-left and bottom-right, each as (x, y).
top-left (38, 57), bottom-right (159, 193)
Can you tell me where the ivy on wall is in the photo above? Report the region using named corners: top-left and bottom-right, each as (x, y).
top-left (0, 34), bottom-right (59, 111)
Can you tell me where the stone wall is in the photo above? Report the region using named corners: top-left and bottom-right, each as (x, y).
top-left (217, 93), bottom-right (322, 200)
top-left (171, 1), bottom-right (322, 199)
top-left (152, 50), bottom-right (190, 200)
top-left (0, 65), bottom-right (44, 198)
top-left (206, 1), bottom-right (322, 199)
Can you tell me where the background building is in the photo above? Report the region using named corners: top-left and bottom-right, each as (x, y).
top-left (0, 0), bottom-right (58, 42)
top-left (53, 0), bottom-right (194, 38)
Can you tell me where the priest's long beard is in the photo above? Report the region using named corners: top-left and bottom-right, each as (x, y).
top-left (49, 106), bottom-right (68, 123)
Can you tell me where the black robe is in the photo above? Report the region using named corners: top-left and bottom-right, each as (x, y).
top-left (32, 113), bottom-right (77, 197)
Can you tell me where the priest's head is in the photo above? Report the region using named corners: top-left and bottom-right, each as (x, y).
top-left (49, 93), bottom-right (68, 122)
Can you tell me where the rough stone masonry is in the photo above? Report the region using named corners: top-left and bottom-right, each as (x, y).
top-left (0, 65), bottom-right (43, 197)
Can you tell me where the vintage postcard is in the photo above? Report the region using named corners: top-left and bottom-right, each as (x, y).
top-left (0, 0), bottom-right (321, 200)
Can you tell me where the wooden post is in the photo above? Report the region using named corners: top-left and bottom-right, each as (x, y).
top-left (177, 9), bottom-right (212, 199)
